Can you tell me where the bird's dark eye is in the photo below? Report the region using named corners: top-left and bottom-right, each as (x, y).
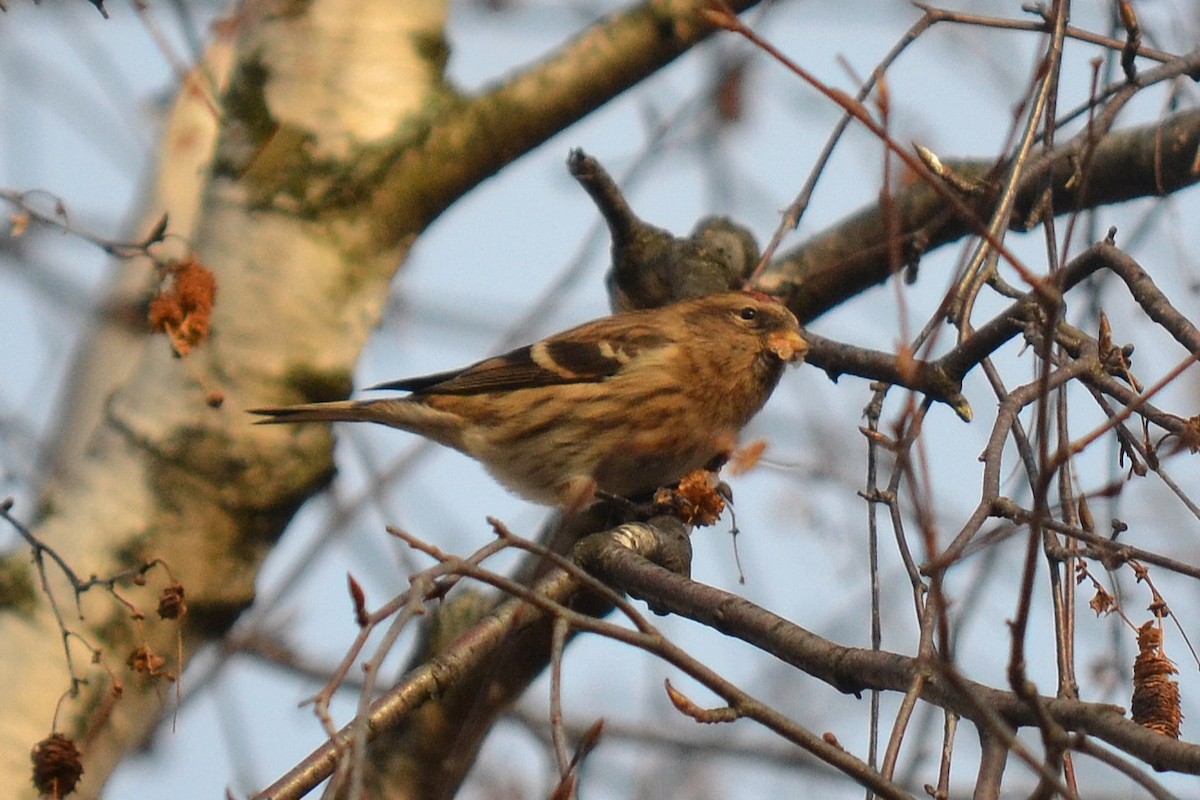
top-left (739, 306), bottom-right (758, 321)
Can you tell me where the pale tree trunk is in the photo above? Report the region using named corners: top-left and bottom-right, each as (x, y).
top-left (0, 2), bottom-right (752, 796)
top-left (1, 2), bottom-right (448, 796)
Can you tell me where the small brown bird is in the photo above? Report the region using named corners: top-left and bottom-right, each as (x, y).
top-left (251, 292), bottom-right (807, 508)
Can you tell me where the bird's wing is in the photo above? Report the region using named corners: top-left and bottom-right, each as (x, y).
top-left (368, 317), bottom-right (673, 396)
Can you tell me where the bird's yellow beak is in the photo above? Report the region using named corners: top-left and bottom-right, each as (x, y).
top-left (769, 329), bottom-right (809, 363)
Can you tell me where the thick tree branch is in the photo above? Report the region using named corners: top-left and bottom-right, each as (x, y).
top-left (580, 541), bottom-right (1200, 776)
top-left (261, 518), bottom-right (925, 800)
top-left (276, 0), bottom-right (765, 250)
top-left (767, 107), bottom-right (1200, 323)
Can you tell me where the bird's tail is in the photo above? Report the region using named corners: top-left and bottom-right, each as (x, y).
top-left (251, 399), bottom-right (390, 425)
top-left (250, 398), bottom-right (469, 452)
top-left (249, 398), bottom-right (462, 443)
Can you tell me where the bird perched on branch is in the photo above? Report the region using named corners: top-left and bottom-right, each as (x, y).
top-left (251, 292), bottom-right (807, 509)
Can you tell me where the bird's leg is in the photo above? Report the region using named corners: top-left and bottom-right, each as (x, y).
top-left (593, 490), bottom-right (658, 521)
